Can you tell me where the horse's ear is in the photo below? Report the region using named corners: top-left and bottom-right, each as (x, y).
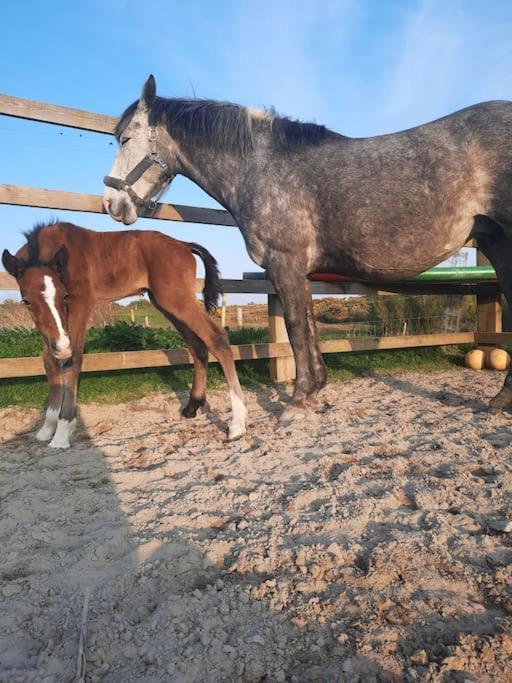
top-left (48, 245), bottom-right (68, 280)
top-left (140, 74), bottom-right (156, 110)
top-left (2, 250), bottom-right (24, 279)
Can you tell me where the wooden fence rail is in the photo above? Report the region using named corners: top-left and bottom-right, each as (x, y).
top-left (0, 93), bottom-right (507, 382)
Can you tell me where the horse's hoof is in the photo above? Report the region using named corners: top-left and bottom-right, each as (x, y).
top-left (280, 404), bottom-right (308, 424)
top-left (182, 404), bottom-right (198, 419)
top-left (489, 399), bottom-right (507, 415)
top-left (228, 423), bottom-right (246, 441)
top-left (182, 399), bottom-right (208, 418)
top-left (48, 437), bottom-right (71, 449)
top-left (307, 395), bottom-right (322, 411)
top-left (36, 426), bottom-right (56, 441)
top-left (48, 419), bottom-right (76, 449)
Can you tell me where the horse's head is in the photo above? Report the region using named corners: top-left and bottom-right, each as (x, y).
top-left (2, 246), bottom-right (72, 362)
top-left (103, 75), bottom-right (176, 225)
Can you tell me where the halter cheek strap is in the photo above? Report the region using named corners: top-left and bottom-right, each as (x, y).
top-left (103, 127), bottom-right (169, 213)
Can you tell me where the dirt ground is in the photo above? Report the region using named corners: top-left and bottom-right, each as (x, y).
top-left (1, 369), bottom-right (512, 682)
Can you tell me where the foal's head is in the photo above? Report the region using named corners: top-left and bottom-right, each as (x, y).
top-left (2, 246), bottom-right (72, 361)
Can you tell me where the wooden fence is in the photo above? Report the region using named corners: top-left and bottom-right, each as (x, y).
top-left (0, 94), bottom-right (505, 382)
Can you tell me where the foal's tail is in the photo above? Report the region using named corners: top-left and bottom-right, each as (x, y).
top-left (187, 242), bottom-right (223, 313)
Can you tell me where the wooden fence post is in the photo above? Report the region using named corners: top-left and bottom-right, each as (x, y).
top-left (268, 293), bottom-right (296, 382)
top-left (476, 248), bottom-right (502, 349)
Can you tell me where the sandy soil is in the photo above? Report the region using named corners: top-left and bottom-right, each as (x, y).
top-left (1, 369), bottom-right (512, 682)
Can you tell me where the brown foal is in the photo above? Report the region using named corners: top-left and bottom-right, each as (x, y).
top-left (2, 221), bottom-right (247, 448)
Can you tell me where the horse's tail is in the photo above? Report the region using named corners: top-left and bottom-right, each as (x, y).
top-left (187, 242), bottom-right (223, 313)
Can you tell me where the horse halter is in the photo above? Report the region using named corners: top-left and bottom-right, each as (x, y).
top-left (103, 127), bottom-right (169, 213)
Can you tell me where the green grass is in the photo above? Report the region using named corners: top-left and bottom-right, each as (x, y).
top-left (0, 323), bottom-right (471, 407)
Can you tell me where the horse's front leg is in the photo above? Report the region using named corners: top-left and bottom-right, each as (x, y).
top-left (268, 259), bottom-right (317, 422)
top-left (36, 344), bottom-right (64, 441)
top-left (48, 351), bottom-right (83, 449)
top-left (49, 303), bottom-right (89, 449)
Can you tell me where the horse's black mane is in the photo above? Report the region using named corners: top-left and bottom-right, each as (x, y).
top-left (115, 97), bottom-right (338, 155)
top-left (22, 219), bottom-right (59, 267)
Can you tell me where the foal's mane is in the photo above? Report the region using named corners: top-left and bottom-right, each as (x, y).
top-left (115, 97), bottom-right (338, 155)
top-left (21, 219), bottom-right (64, 269)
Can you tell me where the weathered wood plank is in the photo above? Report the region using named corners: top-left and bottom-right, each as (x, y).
top-left (0, 184), bottom-right (236, 227)
top-left (0, 333), bottom-right (473, 379)
top-left (0, 343), bottom-right (292, 378)
top-left (474, 332), bottom-right (512, 345)
top-left (318, 332), bottom-right (474, 353)
top-left (0, 94), bottom-right (117, 134)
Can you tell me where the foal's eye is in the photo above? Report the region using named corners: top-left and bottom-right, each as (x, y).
top-left (120, 136), bottom-right (130, 147)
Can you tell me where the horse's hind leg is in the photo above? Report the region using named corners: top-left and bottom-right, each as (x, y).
top-left (151, 291), bottom-right (247, 439)
top-left (477, 227), bottom-right (512, 412)
top-left (267, 257), bottom-right (318, 421)
top-left (148, 293), bottom-right (209, 418)
top-left (171, 318), bottom-right (209, 418)
top-left (305, 280), bottom-right (327, 404)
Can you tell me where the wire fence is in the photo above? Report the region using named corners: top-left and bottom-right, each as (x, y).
top-left (324, 314), bottom-right (476, 340)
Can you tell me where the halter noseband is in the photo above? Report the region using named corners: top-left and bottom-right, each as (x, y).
top-left (103, 127), bottom-right (169, 213)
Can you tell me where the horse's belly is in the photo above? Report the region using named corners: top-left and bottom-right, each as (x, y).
top-left (318, 223), bottom-right (472, 281)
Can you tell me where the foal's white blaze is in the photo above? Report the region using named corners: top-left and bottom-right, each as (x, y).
top-left (228, 389), bottom-right (247, 440)
top-left (36, 406), bottom-right (59, 441)
top-left (49, 418), bottom-right (76, 449)
top-left (42, 275), bottom-right (71, 356)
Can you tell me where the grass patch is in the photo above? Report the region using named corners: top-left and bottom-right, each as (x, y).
top-left (0, 343), bottom-right (470, 409)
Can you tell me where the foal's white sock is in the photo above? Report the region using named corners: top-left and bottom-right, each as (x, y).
top-left (228, 389), bottom-right (247, 440)
top-left (49, 418), bottom-right (77, 449)
top-left (36, 407), bottom-right (60, 441)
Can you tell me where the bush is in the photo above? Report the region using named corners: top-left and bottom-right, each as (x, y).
top-left (84, 322), bottom-right (185, 353)
top-left (0, 328), bottom-right (44, 358)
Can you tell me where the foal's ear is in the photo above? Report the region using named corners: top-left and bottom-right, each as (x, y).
top-left (48, 245), bottom-right (68, 280)
top-left (140, 74), bottom-right (157, 110)
top-left (2, 250), bottom-right (24, 279)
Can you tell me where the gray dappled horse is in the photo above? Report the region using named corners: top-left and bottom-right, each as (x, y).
top-left (104, 75), bottom-right (512, 421)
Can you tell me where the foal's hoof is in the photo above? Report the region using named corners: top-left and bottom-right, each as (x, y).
top-left (36, 425), bottom-right (56, 441)
top-left (49, 438), bottom-right (71, 449)
top-left (280, 404), bottom-right (308, 424)
top-left (228, 423), bottom-right (246, 441)
top-left (182, 399), bottom-right (209, 418)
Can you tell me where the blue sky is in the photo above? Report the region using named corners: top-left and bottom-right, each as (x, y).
top-left (2, 0), bottom-right (512, 301)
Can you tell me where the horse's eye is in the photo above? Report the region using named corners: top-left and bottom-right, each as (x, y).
top-left (120, 136), bottom-right (130, 147)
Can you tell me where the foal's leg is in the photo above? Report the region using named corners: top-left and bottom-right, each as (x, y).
top-left (171, 318), bottom-right (209, 418)
top-left (147, 293), bottom-right (209, 418)
top-left (36, 344), bottom-right (63, 441)
top-left (152, 290), bottom-right (247, 439)
top-left (267, 258), bottom-right (317, 421)
top-left (49, 304), bottom-right (90, 449)
top-left (477, 233), bottom-right (512, 412)
top-left (181, 311), bottom-right (247, 439)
